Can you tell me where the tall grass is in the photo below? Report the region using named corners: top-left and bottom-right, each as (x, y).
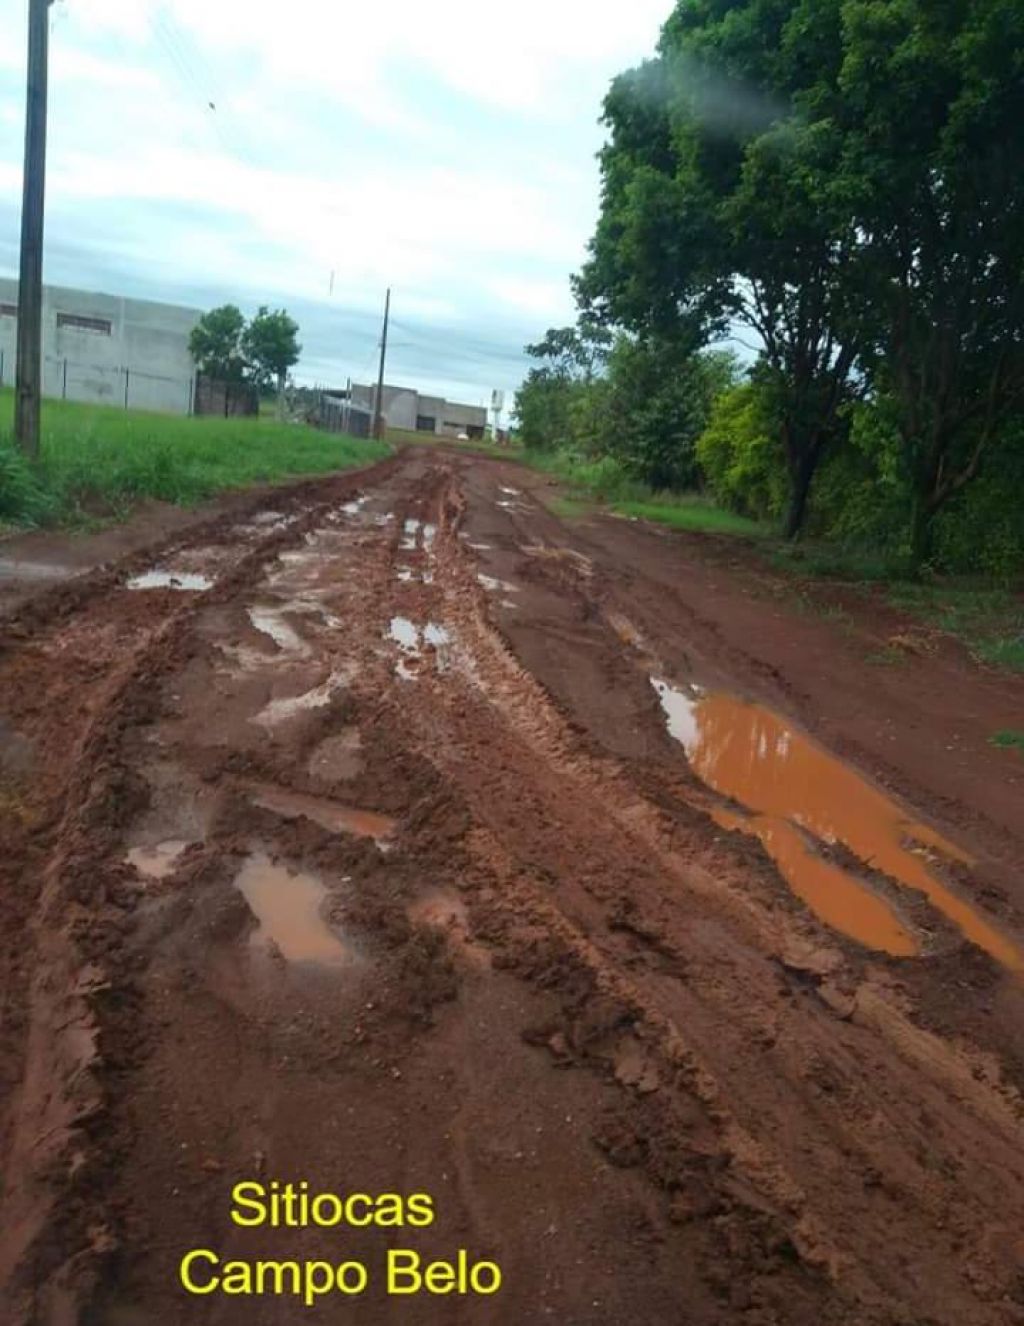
top-left (521, 448), bottom-right (766, 538)
top-left (0, 388), bottom-right (389, 526)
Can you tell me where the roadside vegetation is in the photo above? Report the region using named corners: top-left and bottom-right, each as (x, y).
top-left (0, 389), bottom-right (388, 527)
top-left (524, 447), bottom-right (763, 537)
top-left (513, 0), bottom-right (1024, 645)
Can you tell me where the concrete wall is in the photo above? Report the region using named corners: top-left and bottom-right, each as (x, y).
top-left (351, 382), bottom-right (487, 436)
top-left (0, 278), bottom-right (202, 415)
top-left (436, 399), bottom-right (487, 437)
top-left (351, 383), bottom-right (418, 431)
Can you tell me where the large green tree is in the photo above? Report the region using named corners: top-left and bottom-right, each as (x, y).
top-left (188, 304), bottom-right (246, 381)
top-left (241, 306), bottom-right (302, 414)
top-left (837, 0), bottom-right (1024, 564)
top-left (579, 1), bottom-right (864, 537)
top-left (601, 338), bottom-right (738, 489)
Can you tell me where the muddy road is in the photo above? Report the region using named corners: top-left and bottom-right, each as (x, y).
top-left (2, 448), bottom-right (1024, 1325)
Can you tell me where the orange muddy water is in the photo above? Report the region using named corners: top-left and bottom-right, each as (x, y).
top-left (234, 852), bottom-right (351, 965)
top-left (653, 680), bottom-right (1023, 968)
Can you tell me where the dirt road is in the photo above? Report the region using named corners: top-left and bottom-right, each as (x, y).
top-left (2, 448), bottom-right (1024, 1325)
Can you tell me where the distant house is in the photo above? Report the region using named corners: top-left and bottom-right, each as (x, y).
top-left (0, 278), bottom-right (201, 415)
top-left (350, 382), bottom-right (487, 438)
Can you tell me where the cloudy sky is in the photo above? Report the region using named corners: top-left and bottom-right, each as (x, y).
top-left (0, 0), bottom-right (670, 410)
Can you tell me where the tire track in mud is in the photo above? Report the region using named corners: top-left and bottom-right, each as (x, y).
top-left (0, 459), bottom-right (401, 1322)
top-left (3, 451), bottom-right (1024, 1324)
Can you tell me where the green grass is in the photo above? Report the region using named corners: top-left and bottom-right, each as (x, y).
top-left (0, 388), bottom-right (390, 527)
top-left (769, 543), bottom-right (913, 583)
top-left (765, 539), bottom-right (1024, 674)
top-left (613, 497), bottom-right (764, 536)
top-left (518, 448), bottom-right (766, 539)
top-left (884, 582), bottom-right (1024, 673)
top-left (990, 730), bottom-right (1024, 752)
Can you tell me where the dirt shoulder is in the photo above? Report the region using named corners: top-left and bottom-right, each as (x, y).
top-left (493, 455), bottom-right (1024, 876)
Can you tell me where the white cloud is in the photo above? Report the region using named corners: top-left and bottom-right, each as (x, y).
top-left (0, 0), bottom-right (670, 388)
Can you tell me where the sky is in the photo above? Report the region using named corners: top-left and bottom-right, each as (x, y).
top-left (0, 0), bottom-right (671, 414)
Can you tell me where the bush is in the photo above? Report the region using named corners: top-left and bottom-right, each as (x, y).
top-left (696, 384), bottom-right (787, 520)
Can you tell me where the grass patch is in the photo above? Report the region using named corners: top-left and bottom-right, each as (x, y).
top-left (614, 498), bottom-right (764, 536)
top-left (885, 583), bottom-right (1024, 673)
top-left (769, 543), bottom-right (912, 583)
top-left (990, 729), bottom-right (1024, 751)
top-left (545, 493), bottom-right (591, 520)
top-left (766, 540), bottom-right (1023, 673)
top-left (519, 448), bottom-right (766, 539)
top-left (0, 388), bottom-right (390, 527)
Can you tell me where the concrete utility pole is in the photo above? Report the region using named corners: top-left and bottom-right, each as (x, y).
top-left (373, 288), bottom-right (391, 441)
top-left (14, 0), bottom-right (54, 459)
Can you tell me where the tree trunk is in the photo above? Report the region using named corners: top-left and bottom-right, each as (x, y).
top-left (277, 372), bottom-right (286, 422)
top-left (909, 493), bottom-right (935, 571)
top-left (782, 448), bottom-right (817, 540)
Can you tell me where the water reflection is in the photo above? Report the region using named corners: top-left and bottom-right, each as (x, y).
top-left (653, 680), bottom-right (1021, 968)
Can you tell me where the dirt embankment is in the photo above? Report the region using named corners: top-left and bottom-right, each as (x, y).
top-left (1, 449), bottom-right (1023, 1325)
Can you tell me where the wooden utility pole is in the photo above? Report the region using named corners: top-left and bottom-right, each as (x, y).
top-left (14, 0), bottom-right (54, 459)
top-left (372, 287), bottom-right (391, 440)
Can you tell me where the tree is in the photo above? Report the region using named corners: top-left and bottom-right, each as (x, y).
top-left (837, 0), bottom-right (1024, 565)
top-left (241, 306), bottom-right (301, 416)
top-left (514, 324), bottom-right (608, 451)
top-left (601, 339), bottom-right (738, 489)
top-left (188, 304), bottom-right (246, 381)
top-left (578, 0), bottom-right (865, 537)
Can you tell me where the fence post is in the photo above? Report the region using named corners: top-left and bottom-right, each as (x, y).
top-left (124, 367), bottom-right (129, 410)
top-left (0, 348), bottom-right (4, 387)
top-left (62, 356), bottom-right (67, 399)
top-left (188, 372), bottom-right (194, 416)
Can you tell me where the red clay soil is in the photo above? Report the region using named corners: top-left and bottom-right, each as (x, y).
top-left (1, 448), bottom-right (1023, 1325)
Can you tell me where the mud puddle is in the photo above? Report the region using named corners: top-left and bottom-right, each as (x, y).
top-left (0, 558), bottom-right (85, 582)
top-left (234, 852), bottom-right (351, 965)
top-left (126, 840), bottom-right (191, 881)
top-left (478, 573), bottom-right (517, 594)
top-left (126, 570), bottom-right (213, 592)
top-left (252, 669), bottom-right (351, 728)
top-left (388, 618), bottom-right (452, 678)
top-left (249, 783), bottom-right (394, 843)
top-left (248, 606), bottom-right (310, 655)
top-left (653, 679), bottom-right (1022, 966)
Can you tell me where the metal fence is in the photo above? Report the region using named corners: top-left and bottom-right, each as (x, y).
top-left (318, 393), bottom-right (372, 439)
top-left (193, 373), bottom-right (259, 418)
top-left (0, 348), bottom-right (195, 415)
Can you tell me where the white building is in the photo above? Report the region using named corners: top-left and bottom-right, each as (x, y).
top-left (350, 382), bottom-right (488, 438)
top-left (0, 278), bottom-right (202, 415)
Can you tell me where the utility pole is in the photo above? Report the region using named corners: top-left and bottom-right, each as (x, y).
top-left (14, 0), bottom-right (54, 459)
top-left (372, 287), bottom-right (391, 441)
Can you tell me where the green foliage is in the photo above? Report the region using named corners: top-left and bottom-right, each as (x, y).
top-left (241, 306), bottom-right (302, 393)
top-left (990, 731), bottom-right (1024, 752)
top-left (599, 340), bottom-right (738, 490)
top-left (580, 0), bottom-right (862, 537)
top-left (0, 389), bottom-right (388, 526)
top-left (188, 304), bottom-right (247, 381)
top-left (523, 447), bottom-right (764, 536)
top-left (515, 324), bottom-right (737, 490)
top-left (189, 304), bottom-right (302, 396)
top-left (837, 0), bottom-right (1024, 563)
top-left (696, 383), bottom-right (787, 520)
top-left (512, 0), bottom-right (1024, 578)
